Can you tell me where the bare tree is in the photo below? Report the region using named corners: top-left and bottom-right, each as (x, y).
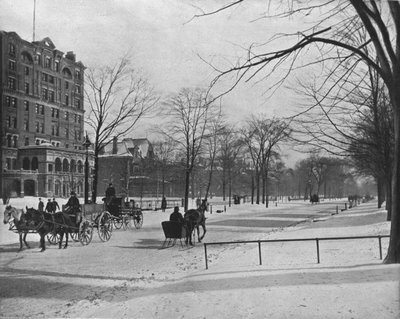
top-left (198, 0), bottom-right (400, 263)
top-left (160, 88), bottom-right (218, 211)
top-left (85, 56), bottom-right (158, 203)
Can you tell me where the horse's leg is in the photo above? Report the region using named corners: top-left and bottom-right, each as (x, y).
top-left (59, 230), bottom-right (64, 249)
top-left (23, 232), bottom-right (30, 249)
top-left (19, 232), bottom-right (23, 251)
top-left (63, 231), bottom-right (69, 249)
top-left (199, 222), bottom-right (206, 241)
top-left (40, 234), bottom-right (46, 252)
top-left (196, 224), bottom-right (200, 243)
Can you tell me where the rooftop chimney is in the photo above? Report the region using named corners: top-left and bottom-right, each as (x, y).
top-left (112, 137), bottom-right (118, 154)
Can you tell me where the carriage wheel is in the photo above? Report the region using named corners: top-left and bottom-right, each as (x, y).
top-left (98, 211), bottom-right (112, 242)
top-left (47, 232), bottom-right (60, 245)
top-left (70, 231), bottom-right (79, 242)
top-left (79, 220), bottom-right (93, 246)
top-left (133, 210), bottom-right (143, 229)
top-left (113, 216), bottom-right (123, 230)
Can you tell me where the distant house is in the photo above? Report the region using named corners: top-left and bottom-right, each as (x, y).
top-left (97, 137), bottom-right (156, 197)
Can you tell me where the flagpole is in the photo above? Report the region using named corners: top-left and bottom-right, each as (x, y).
top-left (33, 0), bottom-right (36, 41)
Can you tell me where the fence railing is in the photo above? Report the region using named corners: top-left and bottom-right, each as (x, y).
top-left (203, 235), bottom-right (390, 270)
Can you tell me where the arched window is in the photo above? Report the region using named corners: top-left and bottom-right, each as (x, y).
top-left (31, 157), bottom-right (39, 170)
top-left (22, 157), bottom-right (30, 170)
top-left (62, 67), bottom-right (72, 79)
top-left (55, 158), bottom-right (62, 172)
top-left (62, 158), bottom-right (69, 172)
top-left (77, 160), bottom-right (83, 173)
top-left (70, 159), bottom-right (76, 172)
top-left (21, 51), bottom-right (33, 64)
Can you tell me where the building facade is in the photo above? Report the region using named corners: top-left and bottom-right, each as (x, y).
top-left (0, 31), bottom-right (91, 198)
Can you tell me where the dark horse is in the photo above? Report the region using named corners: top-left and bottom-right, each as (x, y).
top-left (184, 202), bottom-right (207, 246)
top-left (25, 207), bottom-right (76, 251)
top-left (3, 205), bottom-right (31, 251)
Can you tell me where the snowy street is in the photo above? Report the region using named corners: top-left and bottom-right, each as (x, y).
top-left (0, 198), bottom-right (398, 318)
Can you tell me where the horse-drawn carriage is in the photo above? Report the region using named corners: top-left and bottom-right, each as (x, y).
top-left (3, 197), bottom-right (143, 251)
top-left (103, 196), bottom-right (143, 230)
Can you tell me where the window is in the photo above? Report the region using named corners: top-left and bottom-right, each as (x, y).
top-left (65, 111), bottom-right (69, 120)
top-left (35, 104), bottom-right (40, 114)
top-left (75, 70), bottom-right (81, 80)
top-left (55, 109), bottom-right (59, 118)
top-left (45, 56), bottom-right (52, 69)
top-left (51, 108), bottom-right (55, 117)
top-left (7, 135), bottom-right (12, 147)
top-left (48, 75), bottom-right (54, 84)
top-left (12, 117), bottom-right (17, 128)
top-left (49, 90), bottom-right (55, 102)
top-left (75, 85), bottom-right (81, 94)
top-left (35, 122), bottom-right (39, 133)
top-left (36, 54), bottom-right (41, 66)
top-left (25, 137), bottom-right (29, 146)
top-left (9, 43), bottom-right (16, 56)
top-left (55, 61), bottom-right (60, 72)
top-left (40, 105), bottom-right (44, 115)
top-left (24, 120), bottom-right (28, 131)
top-left (78, 115), bottom-right (81, 123)
top-left (40, 122), bottom-right (44, 133)
top-left (65, 94), bottom-right (69, 106)
top-left (36, 139), bottom-right (40, 145)
top-left (24, 100), bottom-right (29, 111)
top-left (24, 82), bottom-right (30, 94)
top-left (6, 117), bottom-right (10, 128)
top-left (74, 114), bottom-right (77, 123)
top-left (74, 98), bottom-right (81, 109)
top-left (48, 164), bottom-right (53, 172)
top-left (8, 77), bottom-right (16, 90)
top-left (11, 97), bottom-right (17, 108)
top-left (65, 128), bottom-right (69, 138)
top-left (41, 88), bottom-right (48, 100)
top-left (8, 60), bottom-right (16, 71)
top-left (12, 136), bottom-right (18, 148)
top-left (65, 81), bottom-right (69, 89)
top-left (24, 66), bottom-right (30, 75)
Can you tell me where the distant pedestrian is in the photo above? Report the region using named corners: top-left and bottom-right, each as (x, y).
top-left (38, 198), bottom-right (44, 212)
top-left (45, 199), bottom-right (53, 213)
top-left (52, 198), bottom-right (60, 213)
top-left (161, 196), bottom-right (167, 212)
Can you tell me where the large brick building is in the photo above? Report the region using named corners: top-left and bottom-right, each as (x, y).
top-left (0, 31), bottom-right (91, 198)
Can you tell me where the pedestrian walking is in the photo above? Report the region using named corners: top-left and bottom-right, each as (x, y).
top-left (52, 198), bottom-right (60, 213)
top-left (161, 196), bottom-right (167, 212)
top-left (45, 199), bottom-right (53, 213)
top-left (38, 198), bottom-right (44, 212)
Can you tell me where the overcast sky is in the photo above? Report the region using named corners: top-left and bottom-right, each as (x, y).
top-left (1, 0), bottom-right (316, 165)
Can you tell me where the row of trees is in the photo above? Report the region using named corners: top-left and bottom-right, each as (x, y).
top-left (83, 1), bottom-right (400, 263)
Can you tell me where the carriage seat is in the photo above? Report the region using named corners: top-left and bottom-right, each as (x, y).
top-left (161, 221), bottom-right (186, 248)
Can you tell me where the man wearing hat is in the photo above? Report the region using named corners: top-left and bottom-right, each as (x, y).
top-left (65, 191), bottom-right (81, 223)
top-left (169, 206), bottom-right (184, 224)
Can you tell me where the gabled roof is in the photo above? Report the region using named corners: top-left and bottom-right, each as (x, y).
top-left (101, 138), bottom-right (153, 158)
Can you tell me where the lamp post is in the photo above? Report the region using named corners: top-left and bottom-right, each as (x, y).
top-left (82, 133), bottom-right (91, 204)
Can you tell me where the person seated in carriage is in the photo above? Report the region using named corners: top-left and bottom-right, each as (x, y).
top-left (103, 183), bottom-right (120, 215)
top-left (105, 183), bottom-right (116, 205)
top-left (169, 206), bottom-right (184, 224)
top-left (64, 191), bottom-right (81, 224)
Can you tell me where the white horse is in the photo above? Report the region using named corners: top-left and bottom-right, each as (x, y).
top-left (3, 205), bottom-right (31, 251)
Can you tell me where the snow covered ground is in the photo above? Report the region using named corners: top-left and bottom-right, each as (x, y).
top-left (0, 197), bottom-right (398, 318)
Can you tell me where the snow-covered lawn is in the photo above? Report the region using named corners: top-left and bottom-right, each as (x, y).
top-left (0, 197), bottom-right (398, 318)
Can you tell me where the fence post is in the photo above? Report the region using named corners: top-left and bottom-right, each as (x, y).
top-left (344, 203), bottom-right (347, 210)
top-left (336, 205), bottom-right (338, 214)
top-left (258, 241), bottom-right (262, 265)
top-left (378, 236), bottom-right (383, 260)
top-left (316, 238), bottom-right (320, 263)
top-left (204, 243), bottom-right (209, 270)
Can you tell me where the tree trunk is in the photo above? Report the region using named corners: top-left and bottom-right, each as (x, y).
top-left (385, 178), bottom-right (392, 221)
top-left (222, 169), bottom-right (226, 201)
top-left (184, 169), bottom-right (190, 211)
top-left (256, 167), bottom-right (260, 204)
top-left (91, 149), bottom-right (99, 204)
top-left (384, 85), bottom-right (400, 263)
top-left (377, 176), bottom-right (384, 208)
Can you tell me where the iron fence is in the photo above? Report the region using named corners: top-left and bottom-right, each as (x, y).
top-left (203, 235), bottom-right (390, 270)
